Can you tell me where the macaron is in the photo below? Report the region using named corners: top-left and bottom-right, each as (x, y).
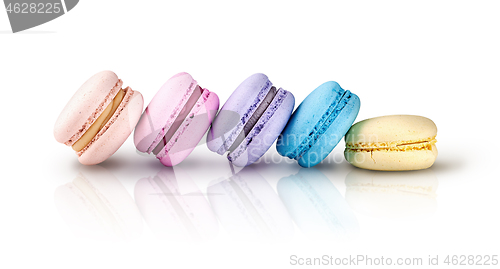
top-left (134, 72), bottom-right (219, 166)
top-left (206, 73), bottom-right (295, 167)
top-left (344, 115), bottom-right (438, 171)
top-left (54, 71), bottom-right (144, 165)
top-left (276, 81), bottom-right (360, 167)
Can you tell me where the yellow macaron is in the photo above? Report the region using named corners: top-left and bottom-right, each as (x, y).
top-left (344, 115), bottom-right (437, 171)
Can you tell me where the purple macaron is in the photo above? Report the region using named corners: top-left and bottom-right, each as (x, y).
top-left (206, 73), bottom-right (295, 166)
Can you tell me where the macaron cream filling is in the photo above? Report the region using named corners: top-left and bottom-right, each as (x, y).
top-left (72, 89), bottom-right (126, 151)
top-left (289, 90), bottom-right (353, 160)
top-left (228, 88), bottom-right (288, 160)
top-left (345, 137), bottom-right (437, 152)
top-left (216, 80), bottom-right (273, 155)
top-left (227, 86), bottom-right (278, 153)
top-left (152, 86), bottom-right (203, 155)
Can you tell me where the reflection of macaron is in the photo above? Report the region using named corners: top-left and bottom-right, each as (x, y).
top-left (345, 115), bottom-right (438, 171)
top-left (207, 73), bottom-right (295, 167)
top-left (277, 81), bottom-right (360, 167)
top-left (54, 166), bottom-right (143, 240)
top-left (54, 71), bottom-right (144, 165)
top-left (207, 167), bottom-right (293, 240)
top-left (134, 72), bottom-right (219, 166)
top-left (134, 167), bottom-right (218, 241)
top-left (277, 168), bottom-right (359, 238)
top-left (345, 169), bottom-right (438, 218)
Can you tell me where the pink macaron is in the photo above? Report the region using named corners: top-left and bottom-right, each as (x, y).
top-left (134, 72), bottom-right (219, 166)
top-left (54, 71), bottom-right (144, 165)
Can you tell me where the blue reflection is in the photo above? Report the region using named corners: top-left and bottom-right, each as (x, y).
top-left (277, 168), bottom-right (359, 239)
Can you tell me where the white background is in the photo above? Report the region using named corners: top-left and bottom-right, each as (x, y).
top-left (1, 0), bottom-right (499, 268)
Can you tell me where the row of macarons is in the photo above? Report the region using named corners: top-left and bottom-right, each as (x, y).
top-left (54, 71), bottom-right (438, 171)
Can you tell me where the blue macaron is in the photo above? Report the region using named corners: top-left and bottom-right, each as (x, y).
top-left (276, 81), bottom-right (360, 167)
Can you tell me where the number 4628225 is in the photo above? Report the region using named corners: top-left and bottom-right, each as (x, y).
top-left (443, 255), bottom-right (498, 266)
top-left (6, 3), bottom-right (62, 14)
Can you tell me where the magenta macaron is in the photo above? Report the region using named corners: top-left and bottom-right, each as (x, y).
top-left (54, 71), bottom-right (144, 165)
top-left (134, 72), bottom-right (219, 166)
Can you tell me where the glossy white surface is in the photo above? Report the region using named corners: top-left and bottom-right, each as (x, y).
top-left (1, 1), bottom-right (499, 268)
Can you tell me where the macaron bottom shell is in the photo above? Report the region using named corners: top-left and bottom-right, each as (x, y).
top-left (345, 144), bottom-right (438, 171)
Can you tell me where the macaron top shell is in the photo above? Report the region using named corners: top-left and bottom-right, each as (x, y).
top-left (207, 73), bottom-right (273, 155)
top-left (54, 71), bottom-right (122, 145)
top-left (345, 115), bottom-right (437, 146)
